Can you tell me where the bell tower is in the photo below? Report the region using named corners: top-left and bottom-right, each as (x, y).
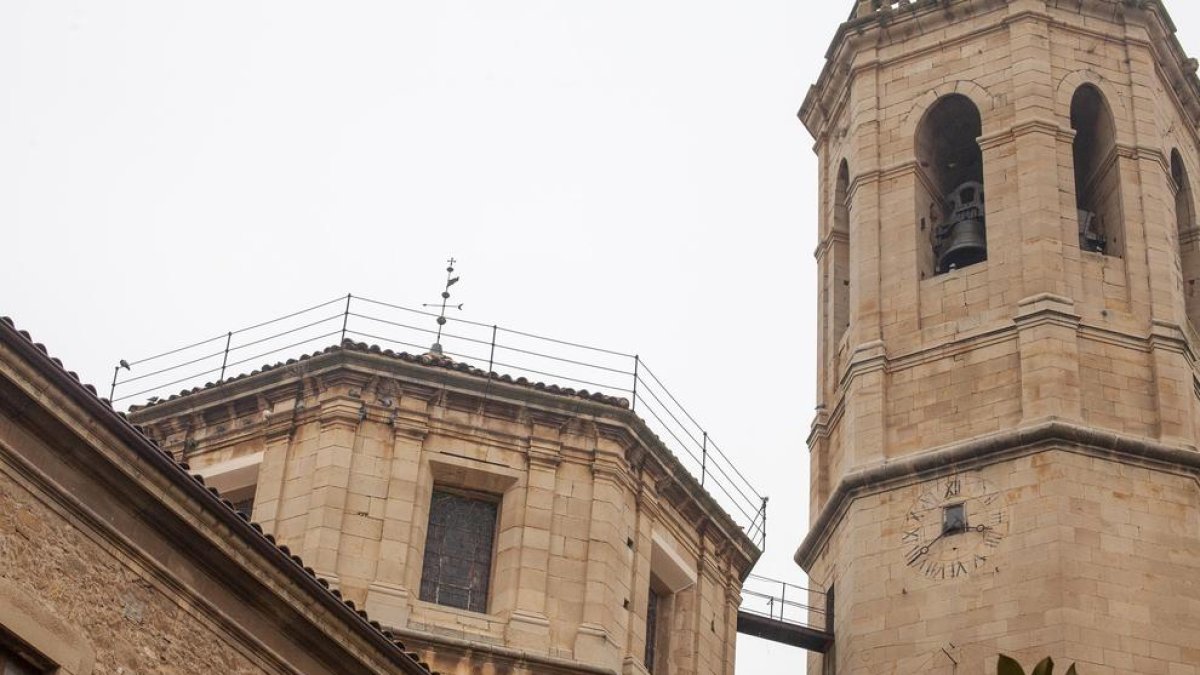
top-left (799, 1), bottom-right (1200, 672)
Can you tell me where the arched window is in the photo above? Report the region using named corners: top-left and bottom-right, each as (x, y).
top-left (1070, 84), bottom-right (1123, 256)
top-left (1172, 149), bottom-right (1200, 331)
top-left (833, 160), bottom-right (850, 343)
top-left (916, 94), bottom-right (986, 275)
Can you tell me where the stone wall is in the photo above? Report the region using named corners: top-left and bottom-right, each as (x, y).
top-left (0, 465), bottom-right (266, 675)
top-left (0, 323), bottom-right (434, 675)
top-left (132, 348), bottom-right (757, 675)
top-left (809, 0), bottom-right (1200, 491)
top-left (801, 1), bottom-right (1200, 673)
top-left (804, 447), bottom-right (1200, 675)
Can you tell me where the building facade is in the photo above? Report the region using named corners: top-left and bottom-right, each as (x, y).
top-left (800, 0), bottom-right (1200, 672)
top-left (128, 341), bottom-right (759, 675)
top-left (0, 318), bottom-right (437, 675)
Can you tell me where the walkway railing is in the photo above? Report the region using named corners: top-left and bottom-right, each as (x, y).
top-left (740, 574), bottom-right (830, 634)
top-left (109, 293), bottom-right (767, 549)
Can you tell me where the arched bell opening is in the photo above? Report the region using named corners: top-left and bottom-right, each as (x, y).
top-left (1070, 84), bottom-right (1123, 256)
top-left (1172, 149), bottom-right (1200, 332)
top-left (915, 94), bottom-right (986, 276)
top-left (833, 160), bottom-right (851, 345)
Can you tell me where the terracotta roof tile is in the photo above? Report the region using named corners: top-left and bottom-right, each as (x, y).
top-left (128, 338), bottom-right (631, 412)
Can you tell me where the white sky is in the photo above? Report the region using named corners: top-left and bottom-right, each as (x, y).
top-left (4, 2), bottom-right (1200, 673)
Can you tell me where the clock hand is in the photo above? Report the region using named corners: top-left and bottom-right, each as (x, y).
top-left (906, 530), bottom-right (947, 566)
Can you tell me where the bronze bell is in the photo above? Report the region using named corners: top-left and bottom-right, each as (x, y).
top-left (935, 181), bottom-right (988, 272)
top-left (937, 217), bottom-right (988, 272)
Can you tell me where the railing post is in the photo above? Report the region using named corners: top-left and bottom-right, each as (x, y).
top-left (780, 581), bottom-right (787, 623)
top-left (109, 365), bottom-right (120, 402)
top-left (761, 496), bottom-right (769, 548)
top-left (631, 355), bottom-right (640, 411)
top-left (218, 331), bottom-right (233, 381)
top-left (488, 325), bottom-right (498, 373)
top-left (701, 431), bottom-right (708, 487)
top-left (340, 293), bottom-right (352, 343)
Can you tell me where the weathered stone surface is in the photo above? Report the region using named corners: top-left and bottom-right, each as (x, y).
top-left (131, 347), bottom-right (758, 675)
top-left (803, 1), bottom-right (1200, 673)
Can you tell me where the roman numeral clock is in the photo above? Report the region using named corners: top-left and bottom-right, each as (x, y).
top-left (901, 474), bottom-right (1008, 581)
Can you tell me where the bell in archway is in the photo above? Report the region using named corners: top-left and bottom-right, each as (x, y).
top-left (937, 218), bottom-right (987, 271)
top-left (935, 181), bottom-right (988, 272)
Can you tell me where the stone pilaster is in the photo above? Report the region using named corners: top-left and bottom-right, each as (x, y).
top-left (622, 477), bottom-right (658, 675)
top-left (365, 413), bottom-right (426, 629)
top-left (301, 396), bottom-right (359, 585)
top-left (573, 449), bottom-right (628, 669)
top-left (252, 392), bottom-right (300, 534)
top-left (1148, 320), bottom-right (1197, 445)
top-left (1016, 293), bottom-right (1082, 423)
top-left (843, 340), bottom-right (887, 469)
top-left (505, 433), bottom-right (560, 649)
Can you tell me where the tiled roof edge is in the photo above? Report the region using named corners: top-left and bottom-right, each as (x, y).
top-left (0, 317), bottom-right (439, 675)
top-left (128, 339), bottom-right (630, 413)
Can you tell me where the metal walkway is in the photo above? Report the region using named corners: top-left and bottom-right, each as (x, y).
top-left (737, 575), bottom-right (834, 653)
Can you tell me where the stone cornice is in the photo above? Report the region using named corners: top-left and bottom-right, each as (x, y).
top-left (838, 340), bottom-right (887, 390)
top-left (814, 228), bottom-right (850, 260)
top-left (814, 304), bottom-right (1200, 451)
top-left (800, 1), bottom-right (1200, 139)
top-left (802, 0), bottom-right (1011, 135)
top-left (795, 417), bottom-right (1200, 569)
top-left (527, 438), bottom-right (563, 470)
top-left (391, 626), bottom-right (618, 675)
top-left (318, 398), bottom-right (365, 432)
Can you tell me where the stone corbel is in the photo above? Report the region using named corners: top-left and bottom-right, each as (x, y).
top-left (597, 422), bottom-right (637, 453)
top-left (264, 397), bottom-right (300, 442)
top-left (315, 370), bottom-right (371, 402)
top-left (530, 410), bottom-right (571, 438)
top-left (397, 382), bottom-right (439, 407)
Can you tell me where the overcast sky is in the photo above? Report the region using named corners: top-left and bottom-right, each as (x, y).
top-left (5, 2), bottom-right (1200, 673)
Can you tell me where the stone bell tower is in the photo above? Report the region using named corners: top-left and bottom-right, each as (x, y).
top-left (798, 1), bottom-right (1200, 672)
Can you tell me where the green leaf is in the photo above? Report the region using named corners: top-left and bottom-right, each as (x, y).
top-left (1030, 657), bottom-right (1055, 675)
top-left (998, 655), bottom-right (1026, 675)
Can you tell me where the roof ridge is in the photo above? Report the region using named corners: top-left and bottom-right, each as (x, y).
top-left (127, 338), bottom-right (631, 412)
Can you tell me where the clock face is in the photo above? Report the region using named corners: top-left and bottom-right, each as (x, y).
top-left (901, 473), bottom-right (1008, 580)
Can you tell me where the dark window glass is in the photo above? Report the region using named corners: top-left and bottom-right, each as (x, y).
top-left (225, 485), bottom-right (256, 518)
top-left (231, 495), bottom-right (254, 516)
top-left (644, 586), bottom-right (662, 671)
top-left (419, 489), bottom-right (498, 614)
top-left (0, 642), bottom-right (42, 675)
top-left (943, 503), bottom-right (967, 534)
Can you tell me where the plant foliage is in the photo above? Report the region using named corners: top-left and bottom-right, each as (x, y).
top-left (998, 656), bottom-right (1078, 675)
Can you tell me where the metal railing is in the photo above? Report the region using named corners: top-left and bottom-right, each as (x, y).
top-left (739, 574), bottom-right (830, 634)
top-left (109, 293), bottom-right (768, 549)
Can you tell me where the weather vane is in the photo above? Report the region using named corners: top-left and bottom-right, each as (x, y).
top-left (423, 257), bottom-right (462, 355)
